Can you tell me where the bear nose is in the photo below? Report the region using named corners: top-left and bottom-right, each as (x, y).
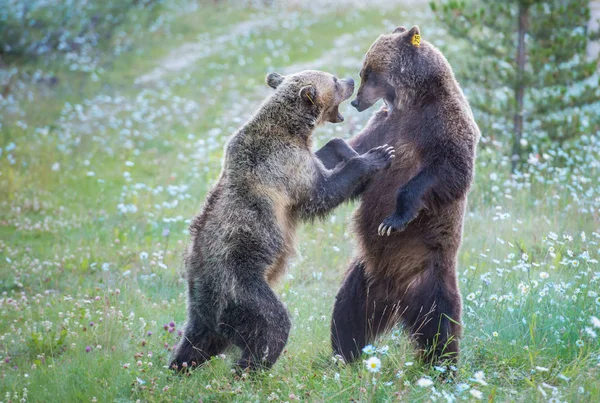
top-left (351, 99), bottom-right (360, 108)
top-left (345, 77), bottom-right (355, 88)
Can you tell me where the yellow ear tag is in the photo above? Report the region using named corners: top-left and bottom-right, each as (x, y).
top-left (305, 93), bottom-right (315, 105)
top-left (411, 33), bottom-right (421, 48)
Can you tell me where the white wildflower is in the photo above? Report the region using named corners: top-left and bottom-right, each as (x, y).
top-left (364, 356), bottom-right (381, 373)
top-left (416, 377), bottom-right (434, 387)
top-left (472, 371), bottom-right (488, 386)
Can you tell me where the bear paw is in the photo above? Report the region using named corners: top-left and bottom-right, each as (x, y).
top-left (377, 213), bottom-right (414, 236)
top-left (363, 144), bottom-right (395, 172)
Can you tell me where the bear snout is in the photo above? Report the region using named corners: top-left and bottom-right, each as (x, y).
top-left (341, 78), bottom-right (355, 100)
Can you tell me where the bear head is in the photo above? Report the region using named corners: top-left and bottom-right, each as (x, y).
top-left (351, 25), bottom-right (450, 112)
top-left (266, 70), bottom-right (355, 124)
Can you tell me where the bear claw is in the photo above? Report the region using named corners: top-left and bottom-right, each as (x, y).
top-left (378, 213), bottom-right (411, 236)
top-left (377, 222), bottom-right (395, 236)
top-left (363, 144), bottom-right (396, 171)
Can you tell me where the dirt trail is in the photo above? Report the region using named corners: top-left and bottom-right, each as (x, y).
top-left (136, 0), bottom-right (426, 84)
top-left (281, 33), bottom-right (360, 75)
top-left (136, 19), bottom-right (272, 84)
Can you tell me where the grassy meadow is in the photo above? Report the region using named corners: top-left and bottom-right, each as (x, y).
top-left (1, 1), bottom-right (599, 401)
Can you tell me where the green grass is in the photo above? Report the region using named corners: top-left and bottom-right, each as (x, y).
top-left (1, 1), bottom-right (600, 402)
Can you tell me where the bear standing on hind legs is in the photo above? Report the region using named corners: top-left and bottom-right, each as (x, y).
top-left (170, 70), bottom-right (395, 372)
top-left (318, 26), bottom-right (480, 365)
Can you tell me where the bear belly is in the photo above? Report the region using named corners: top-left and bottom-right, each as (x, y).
top-left (352, 140), bottom-right (421, 241)
top-left (264, 240), bottom-right (295, 285)
top-left (352, 143), bottom-right (465, 287)
top-left (262, 190), bottom-right (298, 285)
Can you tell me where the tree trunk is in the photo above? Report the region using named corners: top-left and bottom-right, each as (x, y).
top-left (512, 2), bottom-right (529, 172)
top-left (589, 0), bottom-right (600, 64)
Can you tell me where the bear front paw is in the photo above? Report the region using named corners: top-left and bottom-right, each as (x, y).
top-left (377, 213), bottom-right (413, 236)
top-left (363, 144), bottom-right (395, 172)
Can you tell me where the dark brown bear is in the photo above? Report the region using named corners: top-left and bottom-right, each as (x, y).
top-left (170, 70), bottom-right (395, 372)
top-left (317, 26), bottom-right (480, 364)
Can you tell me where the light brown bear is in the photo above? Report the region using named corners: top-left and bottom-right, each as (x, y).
top-left (170, 70), bottom-right (395, 372)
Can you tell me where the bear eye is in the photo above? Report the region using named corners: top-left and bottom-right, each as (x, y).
top-left (363, 67), bottom-right (372, 81)
top-left (333, 76), bottom-right (339, 89)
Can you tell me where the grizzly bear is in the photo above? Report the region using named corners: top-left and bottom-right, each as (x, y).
top-left (170, 70), bottom-right (395, 372)
top-left (317, 26), bottom-right (480, 364)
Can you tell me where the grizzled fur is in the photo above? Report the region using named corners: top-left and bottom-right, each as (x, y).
top-left (170, 70), bottom-right (395, 372)
top-left (318, 26), bottom-right (480, 364)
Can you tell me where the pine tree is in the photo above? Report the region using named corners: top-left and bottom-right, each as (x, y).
top-left (431, 0), bottom-right (600, 170)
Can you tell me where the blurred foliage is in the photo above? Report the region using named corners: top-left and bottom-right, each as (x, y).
top-left (431, 0), bottom-right (600, 170)
top-left (0, 0), bottom-right (164, 69)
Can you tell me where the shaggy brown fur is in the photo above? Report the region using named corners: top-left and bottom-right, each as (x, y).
top-left (318, 26), bottom-right (480, 364)
top-left (170, 70), bottom-right (395, 372)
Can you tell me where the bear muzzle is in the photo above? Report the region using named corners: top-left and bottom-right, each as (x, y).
top-left (351, 98), bottom-right (370, 112)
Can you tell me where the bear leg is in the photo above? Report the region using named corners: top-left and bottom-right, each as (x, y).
top-left (169, 316), bottom-right (230, 371)
top-left (331, 261), bottom-right (398, 363)
top-left (217, 279), bottom-right (291, 371)
top-left (402, 270), bottom-right (462, 365)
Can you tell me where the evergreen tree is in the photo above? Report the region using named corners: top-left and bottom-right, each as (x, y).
top-left (431, 0), bottom-right (600, 170)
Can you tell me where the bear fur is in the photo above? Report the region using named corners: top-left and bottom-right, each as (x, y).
top-left (170, 70), bottom-right (395, 371)
top-left (318, 26), bottom-right (480, 364)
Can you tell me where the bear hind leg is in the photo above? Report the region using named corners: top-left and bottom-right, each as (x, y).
top-left (217, 279), bottom-right (291, 371)
top-left (403, 271), bottom-right (462, 366)
top-left (169, 316), bottom-right (230, 371)
top-left (331, 261), bottom-right (398, 363)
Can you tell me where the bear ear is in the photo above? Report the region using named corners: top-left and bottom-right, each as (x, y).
top-left (393, 26), bottom-right (407, 33)
top-left (406, 25), bottom-right (421, 48)
top-left (266, 72), bottom-right (284, 89)
top-left (299, 85), bottom-right (317, 106)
